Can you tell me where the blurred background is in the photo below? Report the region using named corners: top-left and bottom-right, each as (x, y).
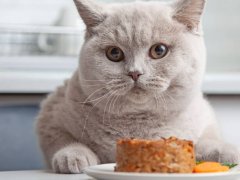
top-left (0, 0), bottom-right (240, 171)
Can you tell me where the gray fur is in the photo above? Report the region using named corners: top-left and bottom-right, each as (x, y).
top-left (36, 0), bottom-right (240, 173)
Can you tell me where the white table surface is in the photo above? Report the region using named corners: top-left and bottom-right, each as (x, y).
top-left (0, 170), bottom-right (94, 180)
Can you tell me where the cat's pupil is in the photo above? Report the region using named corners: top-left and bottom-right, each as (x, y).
top-left (111, 48), bottom-right (120, 58)
top-left (155, 45), bottom-right (166, 55)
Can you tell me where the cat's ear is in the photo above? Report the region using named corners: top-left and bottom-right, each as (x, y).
top-left (73, 0), bottom-right (106, 29)
top-left (171, 0), bottom-right (206, 33)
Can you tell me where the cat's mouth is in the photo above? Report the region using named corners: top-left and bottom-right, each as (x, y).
top-left (128, 82), bottom-right (150, 96)
top-left (125, 84), bottom-right (150, 104)
top-left (131, 85), bottom-right (146, 94)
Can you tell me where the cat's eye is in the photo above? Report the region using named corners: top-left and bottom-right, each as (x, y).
top-left (149, 43), bottom-right (169, 59)
top-left (106, 46), bottom-right (125, 62)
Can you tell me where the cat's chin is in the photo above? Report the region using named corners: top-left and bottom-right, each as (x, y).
top-left (125, 87), bottom-right (151, 104)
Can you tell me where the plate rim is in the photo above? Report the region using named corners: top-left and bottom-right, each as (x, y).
top-left (84, 163), bottom-right (240, 178)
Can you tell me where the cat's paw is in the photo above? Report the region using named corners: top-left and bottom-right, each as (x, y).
top-left (196, 140), bottom-right (240, 163)
top-left (52, 144), bottom-right (99, 174)
top-left (220, 144), bottom-right (240, 163)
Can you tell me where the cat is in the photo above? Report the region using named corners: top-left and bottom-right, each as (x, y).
top-left (36, 0), bottom-right (240, 174)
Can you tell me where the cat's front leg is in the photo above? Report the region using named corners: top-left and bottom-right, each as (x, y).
top-left (52, 143), bottom-right (100, 174)
top-left (196, 126), bottom-right (240, 163)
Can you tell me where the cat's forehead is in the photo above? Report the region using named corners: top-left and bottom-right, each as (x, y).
top-left (110, 1), bottom-right (172, 22)
top-left (95, 1), bottom-right (183, 48)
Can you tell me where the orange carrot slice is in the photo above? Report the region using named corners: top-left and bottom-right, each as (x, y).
top-left (194, 162), bottom-right (230, 173)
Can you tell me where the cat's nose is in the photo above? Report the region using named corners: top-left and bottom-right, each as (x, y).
top-left (128, 71), bottom-right (143, 81)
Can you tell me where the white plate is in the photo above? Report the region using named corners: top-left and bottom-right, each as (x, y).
top-left (84, 163), bottom-right (240, 180)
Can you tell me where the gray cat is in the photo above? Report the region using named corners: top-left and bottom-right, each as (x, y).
top-left (36, 0), bottom-right (240, 174)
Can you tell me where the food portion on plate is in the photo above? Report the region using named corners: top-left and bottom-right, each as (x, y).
top-left (115, 137), bottom-right (238, 174)
top-left (115, 137), bottom-right (195, 173)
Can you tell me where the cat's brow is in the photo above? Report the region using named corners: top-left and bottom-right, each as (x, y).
top-left (97, 23), bottom-right (179, 50)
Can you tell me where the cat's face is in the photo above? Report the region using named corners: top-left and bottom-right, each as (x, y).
top-left (75, 0), bottom-right (206, 107)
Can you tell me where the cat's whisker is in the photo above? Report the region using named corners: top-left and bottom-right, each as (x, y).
top-left (80, 78), bottom-right (119, 87)
top-left (107, 82), bottom-right (131, 91)
top-left (79, 86), bottom-right (107, 105)
top-left (82, 81), bottom-right (132, 134)
top-left (107, 90), bottom-right (120, 125)
top-left (112, 93), bottom-right (120, 115)
top-left (107, 95), bottom-right (116, 126)
top-left (79, 80), bottom-right (121, 104)
top-left (157, 96), bottom-right (160, 110)
top-left (149, 94), bottom-right (159, 127)
top-left (104, 84), bottom-right (129, 126)
top-left (81, 90), bottom-right (111, 138)
top-left (81, 76), bottom-right (123, 82)
top-left (80, 79), bottom-right (107, 82)
top-left (82, 88), bottom-right (117, 137)
top-left (80, 84), bottom-right (104, 87)
top-left (114, 94), bottom-right (121, 119)
top-left (107, 94), bottom-right (115, 125)
top-left (154, 94), bottom-right (159, 110)
top-left (101, 89), bottom-right (124, 137)
top-left (160, 94), bottom-right (168, 122)
top-left (79, 82), bottom-right (126, 104)
top-left (164, 92), bottom-right (176, 104)
top-left (115, 83), bottom-right (132, 116)
top-left (158, 95), bottom-right (163, 114)
top-left (84, 76), bottom-right (124, 84)
top-left (163, 95), bottom-right (168, 118)
top-left (117, 93), bottom-right (122, 117)
top-left (102, 90), bottom-right (118, 125)
top-left (79, 79), bottom-right (117, 88)
top-left (79, 90), bottom-right (112, 104)
top-left (81, 81), bottom-right (131, 106)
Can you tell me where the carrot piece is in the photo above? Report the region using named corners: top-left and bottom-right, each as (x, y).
top-left (193, 162), bottom-right (230, 173)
